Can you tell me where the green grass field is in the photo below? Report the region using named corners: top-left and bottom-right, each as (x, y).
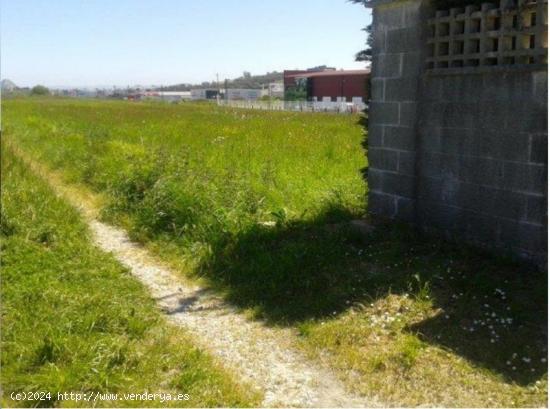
top-left (0, 147), bottom-right (259, 407)
top-left (3, 98), bottom-right (368, 320)
top-left (3, 97), bottom-right (547, 407)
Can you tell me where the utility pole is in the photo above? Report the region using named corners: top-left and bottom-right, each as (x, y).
top-left (216, 73), bottom-right (220, 104)
top-left (224, 79), bottom-right (228, 101)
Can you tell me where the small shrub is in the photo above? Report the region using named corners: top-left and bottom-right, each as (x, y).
top-left (30, 85), bottom-right (50, 96)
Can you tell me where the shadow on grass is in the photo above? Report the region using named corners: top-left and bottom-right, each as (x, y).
top-left (405, 246), bottom-right (548, 385)
top-left (198, 204), bottom-right (547, 385)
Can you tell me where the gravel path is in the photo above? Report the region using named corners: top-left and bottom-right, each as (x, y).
top-left (17, 149), bottom-right (376, 408)
top-left (90, 220), bottom-right (371, 407)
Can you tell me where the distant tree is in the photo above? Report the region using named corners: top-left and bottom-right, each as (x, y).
top-left (355, 24), bottom-right (373, 62)
top-left (260, 95), bottom-right (281, 101)
top-left (30, 85), bottom-right (50, 96)
top-left (350, 0), bottom-right (373, 63)
top-left (284, 88), bottom-right (307, 101)
top-left (155, 71), bottom-right (283, 93)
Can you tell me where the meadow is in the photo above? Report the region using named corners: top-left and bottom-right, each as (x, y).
top-left (0, 147), bottom-right (259, 407)
top-left (3, 97), bottom-right (547, 407)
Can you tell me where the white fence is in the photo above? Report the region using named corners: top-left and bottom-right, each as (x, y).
top-left (217, 99), bottom-right (367, 114)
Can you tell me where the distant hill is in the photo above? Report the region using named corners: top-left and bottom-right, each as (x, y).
top-left (160, 71), bottom-right (283, 91)
top-left (1, 79), bottom-right (18, 92)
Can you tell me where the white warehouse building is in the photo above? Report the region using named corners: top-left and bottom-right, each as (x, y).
top-left (225, 88), bottom-right (263, 100)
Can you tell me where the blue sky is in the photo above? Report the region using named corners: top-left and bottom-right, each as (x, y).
top-left (1, 0), bottom-right (371, 88)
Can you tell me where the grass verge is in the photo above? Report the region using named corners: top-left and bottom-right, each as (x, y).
top-left (0, 147), bottom-right (259, 407)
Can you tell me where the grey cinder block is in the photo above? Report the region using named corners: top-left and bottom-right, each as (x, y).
top-left (399, 102), bottom-right (418, 127)
top-left (384, 126), bottom-right (417, 151)
top-left (372, 53), bottom-right (403, 78)
top-left (367, 0), bottom-right (547, 264)
top-left (385, 78), bottom-right (418, 101)
top-left (370, 101), bottom-right (399, 125)
top-left (386, 26), bottom-right (423, 53)
top-left (369, 148), bottom-right (399, 172)
top-left (368, 191), bottom-right (396, 216)
top-left (368, 125), bottom-right (384, 148)
top-left (370, 78), bottom-right (385, 102)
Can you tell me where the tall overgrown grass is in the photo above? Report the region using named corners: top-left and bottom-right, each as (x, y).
top-left (0, 146), bottom-right (259, 407)
top-left (4, 98), bottom-right (366, 273)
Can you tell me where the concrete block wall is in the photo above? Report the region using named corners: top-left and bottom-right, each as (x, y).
top-left (367, 0), bottom-right (548, 263)
top-left (417, 70), bottom-right (547, 260)
top-left (368, 0), bottom-right (432, 221)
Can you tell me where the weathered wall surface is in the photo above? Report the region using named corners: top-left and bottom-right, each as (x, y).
top-left (368, 0), bottom-right (548, 263)
top-left (417, 70), bottom-right (547, 260)
top-left (368, 0), bottom-right (430, 221)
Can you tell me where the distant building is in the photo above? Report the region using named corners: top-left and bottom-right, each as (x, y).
top-left (305, 65), bottom-right (336, 72)
top-left (263, 82), bottom-right (284, 99)
top-left (225, 88), bottom-right (262, 100)
top-left (141, 91), bottom-right (192, 102)
top-left (282, 66), bottom-right (335, 92)
top-left (283, 69), bottom-right (370, 102)
top-left (1, 79), bottom-right (18, 92)
top-left (191, 89), bottom-right (220, 100)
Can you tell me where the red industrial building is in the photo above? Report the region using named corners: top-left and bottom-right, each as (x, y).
top-left (283, 69), bottom-right (370, 102)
